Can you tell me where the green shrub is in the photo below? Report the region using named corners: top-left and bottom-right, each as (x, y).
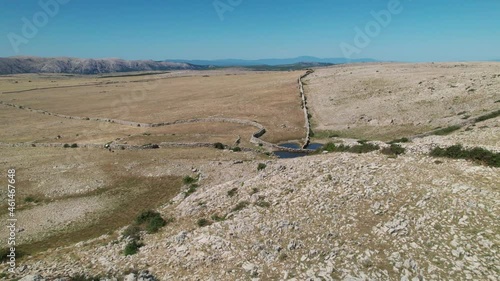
top-left (63, 143), bottom-right (70, 148)
top-left (214, 142), bottom-right (225, 150)
top-left (24, 196), bottom-right (40, 203)
top-left (322, 142), bottom-right (337, 152)
top-left (227, 188), bottom-right (238, 197)
top-left (232, 147), bottom-right (242, 152)
top-left (349, 143), bottom-right (380, 154)
top-left (146, 216), bottom-right (167, 233)
top-left (322, 142), bottom-right (379, 154)
top-left (432, 125), bottom-right (461, 136)
top-left (211, 214), bottom-right (226, 222)
top-left (197, 218), bottom-right (211, 227)
top-left (71, 143), bottom-right (78, 148)
top-left (183, 176), bottom-right (197, 185)
top-left (136, 210), bottom-right (161, 224)
top-left (231, 201), bottom-right (250, 212)
top-left (475, 109), bottom-right (500, 122)
top-left (257, 163), bottom-right (267, 171)
top-left (388, 137), bottom-right (410, 144)
top-left (0, 248), bottom-right (10, 262)
top-left (430, 144), bottom-right (500, 167)
top-left (381, 144), bottom-right (406, 156)
top-left (184, 184), bottom-right (199, 198)
top-left (124, 240), bottom-right (143, 256)
top-left (255, 200), bottom-right (271, 208)
top-left (122, 225), bottom-right (141, 240)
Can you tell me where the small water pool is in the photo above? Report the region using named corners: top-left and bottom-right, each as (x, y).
top-left (274, 142), bottom-right (323, 159)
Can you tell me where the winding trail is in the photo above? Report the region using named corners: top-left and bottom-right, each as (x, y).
top-left (0, 73), bottom-right (315, 153)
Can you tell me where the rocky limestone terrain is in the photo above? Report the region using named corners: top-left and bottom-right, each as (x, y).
top-left (10, 144), bottom-right (499, 281)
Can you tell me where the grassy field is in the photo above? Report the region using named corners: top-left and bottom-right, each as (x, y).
top-left (0, 70), bottom-right (305, 144)
top-left (0, 69), bottom-right (304, 257)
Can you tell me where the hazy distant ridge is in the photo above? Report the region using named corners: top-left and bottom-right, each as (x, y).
top-left (167, 56), bottom-right (377, 66)
top-left (0, 57), bottom-right (205, 75)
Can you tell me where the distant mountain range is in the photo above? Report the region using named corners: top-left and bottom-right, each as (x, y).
top-left (0, 56), bottom-right (377, 75)
top-left (168, 56), bottom-right (376, 66)
top-left (0, 56), bottom-right (206, 75)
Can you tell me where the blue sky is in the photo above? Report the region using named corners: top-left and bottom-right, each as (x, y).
top-left (0, 0), bottom-right (499, 61)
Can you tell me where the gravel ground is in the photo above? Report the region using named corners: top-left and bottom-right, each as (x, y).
top-left (10, 150), bottom-right (499, 281)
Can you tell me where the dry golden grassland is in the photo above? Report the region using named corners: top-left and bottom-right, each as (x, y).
top-left (1, 70), bottom-right (306, 145)
top-left (0, 69), bottom-right (302, 256)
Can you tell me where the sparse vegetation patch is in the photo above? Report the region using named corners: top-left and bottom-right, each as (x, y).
top-left (257, 163), bottom-right (267, 171)
top-left (183, 176), bottom-right (198, 185)
top-left (214, 142), bottom-right (225, 150)
top-left (322, 142), bottom-right (380, 154)
top-left (388, 137), bottom-right (410, 144)
top-left (227, 187), bottom-right (238, 197)
top-left (124, 240), bottom-right (143, 256)
top-left (231, 201), bottom-right (250, 212)
top-left (430, 144), bottom-right (500, 167)
top-left (197, 218), bottom-right (211, 227)
top-left (475, 109), bottom-right (500, 123)
top-left (184, 184), bottom-right (199, 198)
top-left (432, 125), bottom-right (461, 136)
top-left (381, 144), bottom-right (406, 156)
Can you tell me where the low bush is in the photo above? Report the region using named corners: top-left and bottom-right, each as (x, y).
top-left (432, 125), bottom-right (461, 136)
top-left (475, 109), bottom-right (500, 122)
top-left (349, 143), bottom-right (380, 153)
top-left (0, 248), bottom-right (9, 262)
top-left (214, 142), bottom-right (225, 150)
top-left (136, 210), bottom-right (161, 224)
top-left (124, 240), bottom-right (143, 256)
top-left (231, 201), bottom-right (250, 212)
top-left (71, 143), bottom-right (78, 148)
top-left (231, 147), bottom-right (242, 152)
top-left (250, 187), bottom-right (259, 195)
top-left (211, 214), bottom-right (226, 222)
top-left (255, 200), bottom-right (271, 208)
top-left (184, 184), bottom-right (199, 198)
top-left (227, 188), bottom-right (238, 197)
top-left (322, 142), bottom-right (337, 152)
top-left (257, 163), bottom-right (267, 171)
top-left (197, 218), bottom-right (211, 227)
top-left (182, 176), bottom-right (197, 185)
top-left (430, 144), bottom-right (500, 167)
top-left (24, 196), bottom-right (40, 203)
top-left (63, 143), bottom-right (70, 148)
top-left (146, 216), bottom-right (167, 233)
top-left (322, 142), bottom-right (379, 154)
top-left (135, 210), bottom-right (168, 233)
top-left (381, 144), bottom-right (406, 156)
top-left (388, 137), bottom-right (410, 144)
top-left (122, 225), bottom-right (141, 240)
